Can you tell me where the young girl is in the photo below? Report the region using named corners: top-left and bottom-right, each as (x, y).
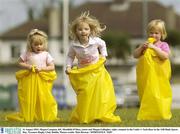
top-left (133, 19), bottom-right (172, 120)
top-left (6, 29), bottom-right (59, 122)
top-left (66, 12), bottom-right (121, 123)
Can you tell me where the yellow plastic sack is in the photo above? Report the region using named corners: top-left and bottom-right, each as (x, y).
top-left (136, 48), bottom-right (172, 120)
top-left (68, 58), bottom-right (121, 123)
top-left (6, 70), bottom-right (59, 122)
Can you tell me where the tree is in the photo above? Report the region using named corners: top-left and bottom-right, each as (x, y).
top-left (102, 32), bottom-right (131, 60)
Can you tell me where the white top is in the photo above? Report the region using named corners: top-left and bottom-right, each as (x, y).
top-left (66, 37), bottom-right (108, 68)
top-left (20, 51), bottom-right (54, 68)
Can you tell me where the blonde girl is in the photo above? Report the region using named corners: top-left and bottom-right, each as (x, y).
top-left (6, 29), bottom-right (59, 122)
top-left (133, 20), bottom-right (172, 120)
top-left (66, 12), bottom-right (121, 123)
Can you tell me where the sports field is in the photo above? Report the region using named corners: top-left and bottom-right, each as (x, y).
top-left (0, 108), bottom-right (179, 127)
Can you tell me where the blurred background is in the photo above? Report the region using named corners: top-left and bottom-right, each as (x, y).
top-left (0, 0), bottom-right (180, 110)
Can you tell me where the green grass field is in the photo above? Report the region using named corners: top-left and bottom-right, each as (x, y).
top-left (0, 108), bottom-right (180, 127)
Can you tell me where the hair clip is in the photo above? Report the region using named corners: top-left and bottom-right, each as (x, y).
top-left (31, 29), bottom-right (39, 34)
top-left (29, 29), bottom-right (47, 38)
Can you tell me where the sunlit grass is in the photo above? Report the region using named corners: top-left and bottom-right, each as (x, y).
top-left (0, 108), bottom-right (180, 127)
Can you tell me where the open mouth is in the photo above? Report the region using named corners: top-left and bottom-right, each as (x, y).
top-left (81, 35), bottom-right (88, 38)
top-left (36, 49), bottom-right (41, 52)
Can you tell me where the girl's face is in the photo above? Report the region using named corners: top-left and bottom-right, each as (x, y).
top-left (31, 41), bottom-right (44, 53)
top-left (149, 29), bottom-right (162, 43)
top-left (76, 22), bottom-right (91, 43)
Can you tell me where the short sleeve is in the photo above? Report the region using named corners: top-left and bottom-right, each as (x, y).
top-left (20, 52), bottom-right (28, 62)
top-left (160, 42), bottom-right (170, 53)
top-left (46, 53), bottom-right (54, 64)
top-left (96, 37), bottom-right (108, 57)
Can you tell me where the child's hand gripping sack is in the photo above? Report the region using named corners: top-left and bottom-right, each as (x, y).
top-left (31, 65), bottom-right (36, 73)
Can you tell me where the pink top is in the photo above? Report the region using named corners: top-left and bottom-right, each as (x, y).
top-left (66, 37), bottom-right (108, 68)
top-left (155, 41), bottom-right (170, 53)
top-left (20, 51), bottom-right (54, 68)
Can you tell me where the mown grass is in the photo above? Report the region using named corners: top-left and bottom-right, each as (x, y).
top-left (0, 108), bottom-right (180, 127)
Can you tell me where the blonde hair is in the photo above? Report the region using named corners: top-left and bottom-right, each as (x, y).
top-left (70, 11), bottom-right (106, 40)
top-left (27, 29), bottom-right (48, 52)
top-left (147, 19), bottom-right (167, 40)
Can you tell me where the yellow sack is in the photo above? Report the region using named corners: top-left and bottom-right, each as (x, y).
top-left (136, 48), bottom-right (172, 120)
top-left (69, 58), bottom-right (121, 123)
top-left (6, 70), bottom-right (59, 122)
